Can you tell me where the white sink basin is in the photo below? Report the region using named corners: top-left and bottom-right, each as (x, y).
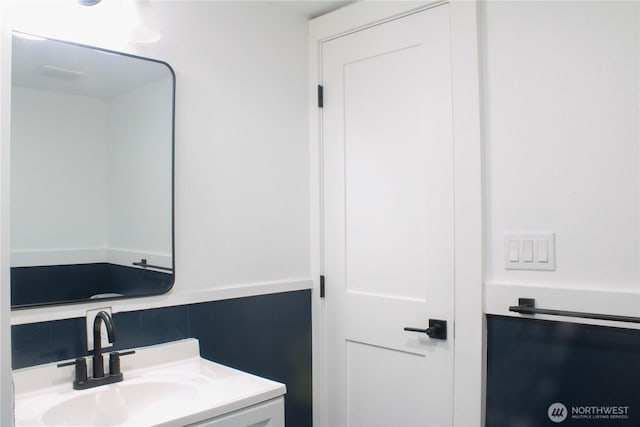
top-left (41, 381), bottom-right (198, 426)
top-left (13, 339), bottom-right (286, 426)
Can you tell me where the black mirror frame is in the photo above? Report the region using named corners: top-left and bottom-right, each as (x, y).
top-left (10, 33), bottom-right (176, 309)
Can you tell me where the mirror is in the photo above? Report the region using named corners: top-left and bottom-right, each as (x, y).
top-left (10, 33), bottom-right (175, 308)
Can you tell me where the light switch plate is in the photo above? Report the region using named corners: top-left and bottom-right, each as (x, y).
top-left (86, 307), bottom-right (113, 351)
top-left (504, 233), bottom-right (555, 271)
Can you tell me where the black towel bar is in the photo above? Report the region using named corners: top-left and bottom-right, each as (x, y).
top-left (132, 259), bottom-right (173, 272)
top-left (509, 298), bottom-right (640, 324)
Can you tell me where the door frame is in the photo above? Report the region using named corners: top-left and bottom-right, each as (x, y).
top-left (308, 1), bottom-right (484, 426)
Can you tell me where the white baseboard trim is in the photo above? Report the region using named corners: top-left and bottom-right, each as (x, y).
top-left (106, 249), bottom-right (172, 270)
top-left (10, 248), bottom-right (172, 270)
top-left (10, 248), bottom-right (107, 267)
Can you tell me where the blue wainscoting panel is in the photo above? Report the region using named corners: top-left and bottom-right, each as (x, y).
top-left (189, 298), bottom-right (243, 368)
top-left (272, 291), bottom-right (313, 427)
top-left (109, 310), bottom-right (144, 351)
top-left (241, 294), bottom-right (275, 377)
top-left (486, 315), bottom-right (640, 426)
top-left (140, 305), bottom-right (190, 346)
top-left (107, 264), bottom-right (173, 297)
top-left (12, 318), bottom-right (87, 368)
top-left (11, 290), bottom-right (312, 427)
top-left (11, 320), bottom-right (54, 368)
top-left (188, 292), bottom-right (312, 427)
top-left (11, 264), bottom-right (109, 305)
top-left (11, 263), bottom-right (172, 306)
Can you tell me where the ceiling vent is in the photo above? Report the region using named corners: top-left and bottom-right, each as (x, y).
top-left (41, 65), bottom-right (88, 80)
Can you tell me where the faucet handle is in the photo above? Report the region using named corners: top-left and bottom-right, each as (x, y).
top-left (109, 350), bottom-right (135, 376)
top-left (56, 359), bottom-right (77, 368)
top-left (57, 358), bottom-right (88, 384)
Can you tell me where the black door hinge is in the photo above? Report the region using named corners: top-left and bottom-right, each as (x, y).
top-left (317, 85), bottom-right (324, 108)
top-left (320, 275), bottom-right (325, 298)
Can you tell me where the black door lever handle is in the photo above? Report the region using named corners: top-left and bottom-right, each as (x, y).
top-left (404, 319), bottom-right (447, 340)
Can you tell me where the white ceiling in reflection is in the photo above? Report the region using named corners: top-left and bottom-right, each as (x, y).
top-left (12, 34), bottom-right (170, 99)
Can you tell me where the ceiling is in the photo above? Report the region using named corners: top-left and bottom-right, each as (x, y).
top-left (275, 0), bottom-right (355, 19)
top-left (12, 34), bottom-right (170, 99)
top-left (11, 1), bottom-right (356, 98)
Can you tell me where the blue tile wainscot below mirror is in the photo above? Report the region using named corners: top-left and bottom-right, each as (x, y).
top-left (11, 263), bottom-right (172, 306)
top-left (486, 315), bottom-right (640, 427)
top-left (11, 290), bottom-right (312, 427)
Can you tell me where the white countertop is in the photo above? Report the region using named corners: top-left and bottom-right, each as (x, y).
top-left (13, 339), bottom-right (286, 426)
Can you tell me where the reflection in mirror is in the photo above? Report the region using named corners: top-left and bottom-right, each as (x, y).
top-left (10, 33), bottom-right (175, 308)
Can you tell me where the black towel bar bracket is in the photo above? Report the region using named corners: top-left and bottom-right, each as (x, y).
top-left (509, 298), bottom-right (640, 324)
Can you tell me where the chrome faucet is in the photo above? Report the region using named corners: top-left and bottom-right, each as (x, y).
top-left (93, 310), bottom-right (115, 378)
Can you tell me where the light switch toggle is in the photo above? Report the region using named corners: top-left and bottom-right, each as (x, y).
top-left (522, 240), bottom-right (534, 262)
top-left (537, 240), bottom-right (549, 263)
top-left (508, 240), bottom-right (519, 262)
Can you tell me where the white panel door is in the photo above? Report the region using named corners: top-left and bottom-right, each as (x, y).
top-left (322, 5), bottom-right (454, 426)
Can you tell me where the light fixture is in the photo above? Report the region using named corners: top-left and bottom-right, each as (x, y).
top-left (78, 0), bottom-right (102, 5)
top-left (128, 0), bottom-right (162, 43)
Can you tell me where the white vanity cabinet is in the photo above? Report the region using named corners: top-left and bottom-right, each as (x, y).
top-left (188, 397), bottom-right (284, 427)
top-left (13, 339), bottom-right (287, 427)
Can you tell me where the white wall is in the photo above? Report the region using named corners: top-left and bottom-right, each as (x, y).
top-left (4, 0), bottom-right (310, 298)
top-left (11, 76), bottom-right (174, 269)
top-left (481, 1), bottom-right (640, 316)
top-left (10, 87), bottom-right (109, 262)
top-left (107, 76), bottom-right (173, 267)
top-left (150, 2), bottom-right (310, 288)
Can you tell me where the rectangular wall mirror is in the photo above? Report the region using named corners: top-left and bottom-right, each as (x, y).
top-left (10, 32), bottom-right (175, 308)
